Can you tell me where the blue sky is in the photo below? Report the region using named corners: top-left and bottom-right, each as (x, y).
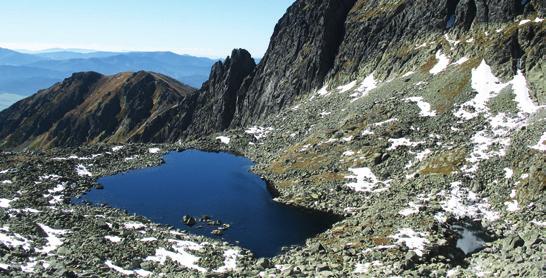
top-left (0, 0), bottom-right (295, 58)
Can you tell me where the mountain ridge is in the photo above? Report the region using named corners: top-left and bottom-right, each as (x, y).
top-left (0, 49), bottom-right (217, 95)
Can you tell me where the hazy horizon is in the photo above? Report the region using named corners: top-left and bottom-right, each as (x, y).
top-left (0, 0), bottom-right (295, 58)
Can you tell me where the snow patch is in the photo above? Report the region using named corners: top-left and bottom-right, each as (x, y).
top-left (215, 249), bottom-right (240, 273)
top-left (146, 240), bottom-right (206, 272)
top-left (36, 224), bottom-right (68, 254)
top-left (511, 70), bottom-right (541, 114)
top-left (76, 164), bottom-right (92, 177)
top-left (216, 136), bottom-right (231, 145)
top-left (453, 57), bottom-right (469, 65)
top-left (387, 138), bottom-right (424, 151)
top-left (438, 182), bottom-right (500, 222)
top-left (112, 146), bottom-right (124, 152)
top-left (462, 113), bottom-right (527, 174)
top-left (48, 183), bottom-right (65, 194)
top-left (319, 111), bottom-right (331, 118)
top-left (354, 261), bottom-right (383, 274)
top-left (338, 80), bottom-right (357, 93)
top-left (350, 74), bottom-right (378, 100)
top-left (345, 168), bottom-right (390, 193)
top-left (429, 50), bottom-right (451, 75)
top-left (390, 228), bottom-right (429, 256)
top-left (105, 260), bottom-right (151, 277)
top-left (456, 61), bottom-right (541, 120)
top-left (124, 222), bottom-right (146, 230)
top-left (402, 71), bottom-right (415, 78)
top-left (148, 148), bottom-right (161, 154)
top-left (316, 85), bottom-right (330, 96)
top-left (405, 97), bottom-right (437, 117)
top-left (504, 168), bottom-right (513, 179)
top-left (454, 60), bottom-right (506, 120)
top-left (245, 126), bottom-right (274, 140)
top-left (530, 220), bottom-right (546, 227)
top-left (529, 132), bottom-right (546, 151)
top-left (0, 198), bottom-right (16, 208)
top-left (0, 226), bottom-right (32, 250)
top-left (505, 200), bottom-right (520, 212)
top-left (105, 235), bottom-right (122, 243)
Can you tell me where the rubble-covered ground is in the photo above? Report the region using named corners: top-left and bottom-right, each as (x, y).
top-left (1, 20), bottom-right (545, 277)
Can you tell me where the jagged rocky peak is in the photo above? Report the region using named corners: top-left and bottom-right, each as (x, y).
top-left (190, 49), bottom-right (256, 133)
top-left (203, 48), bottom-right (256, 105)
top-left (231, 0), bottom-right (357, 126)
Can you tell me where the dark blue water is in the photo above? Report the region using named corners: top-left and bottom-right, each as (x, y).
top-left (74, 150), bottom-right (340, 257)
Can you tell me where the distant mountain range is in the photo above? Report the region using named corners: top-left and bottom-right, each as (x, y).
top-left (0, 47), bottom-right (218, 98)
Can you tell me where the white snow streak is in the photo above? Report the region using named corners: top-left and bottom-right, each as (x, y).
top-left (405, 97), bottom-right (437, 117)
top-left (215, 249), bottom-right (240, 273)
top-left (146, 240), bottom-right (206, 272)
top-left (387, 138), bottom-right (424, 151)
top-left (36, 224), bottom-right (68, 254)
top-left (345, 167), bottom-right (390, 193)
top-left (105, 235), bottom-right (122, 243)
top-left (350, 74), bottom-right (378, 100)
top-left (390, 228), bottom-right (429, 256)
top-left (338, 80), bottom-right (357, 93)
top-left (216, 136), bottom-right (231, 145)
top-left (529, 132), bottom-right (546, 151)
top-left (105, 260), bottom-right (151, 277)
top-left (75, 164), bottom-right (92, 177)
top-left (429, 50), bottom-right (451, 75)
top-left (245, 126), bottom-right (274, 140)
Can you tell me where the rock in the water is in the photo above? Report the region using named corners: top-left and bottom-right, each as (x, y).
top-left (211, 229), bottom-right (224, 236)
top-left (182, 214), bottom-right (196, 226)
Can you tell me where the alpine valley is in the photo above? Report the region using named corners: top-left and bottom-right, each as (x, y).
top-left (0, 0), bottom-right (544, 277)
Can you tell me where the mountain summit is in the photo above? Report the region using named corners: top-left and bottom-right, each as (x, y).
top-left (0, 71), bottom-right (195, 148)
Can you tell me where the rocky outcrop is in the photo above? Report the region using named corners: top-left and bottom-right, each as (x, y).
top-left (193, 49), bottom-right (256, 132)
top-left (130, 49), bottom-right (256, 142)
top-left (232, 0), bottom-right (357, 125)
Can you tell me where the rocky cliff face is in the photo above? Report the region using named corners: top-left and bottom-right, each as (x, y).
top-left (231, 0), bottom-right (357, 125)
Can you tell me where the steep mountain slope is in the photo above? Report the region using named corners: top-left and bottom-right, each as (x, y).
top-left (0, 71), bottom-right (195, 149)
